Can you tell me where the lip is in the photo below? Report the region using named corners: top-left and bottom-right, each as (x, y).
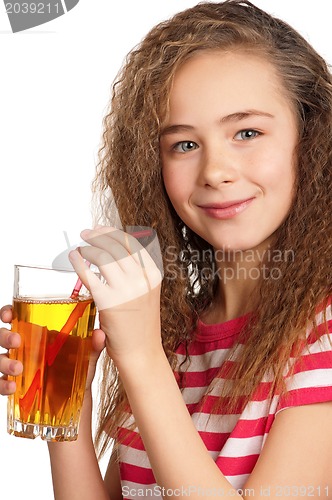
top-left (198, 197), bottom-right (255, 220)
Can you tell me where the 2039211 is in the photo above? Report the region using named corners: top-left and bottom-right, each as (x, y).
top-left (270, 486), bottom-right (330, 497)
top-left (5, 3), bottom-right (60, 14)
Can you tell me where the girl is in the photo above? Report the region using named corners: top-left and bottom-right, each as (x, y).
top-left (1, 0), bottom-right (332, 497)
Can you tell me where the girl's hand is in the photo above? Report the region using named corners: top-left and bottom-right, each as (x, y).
top-left (84, 328), bottom-right (106, 392)
top-left (0, 305), bottom-right (23, 395)
top-left (0, 306), bottom-right (104, 395)
top-left (68, 226), bottom-right (163, 367)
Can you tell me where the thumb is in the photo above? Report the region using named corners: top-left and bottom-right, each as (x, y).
top-left (91, 328), bottom-right (106, 357)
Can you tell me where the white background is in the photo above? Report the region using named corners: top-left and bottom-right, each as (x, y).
top-left (0, 1), bottom-right (331, 498)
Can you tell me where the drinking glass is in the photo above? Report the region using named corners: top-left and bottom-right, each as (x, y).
top-left (7, 265), bottom-right (96, 441)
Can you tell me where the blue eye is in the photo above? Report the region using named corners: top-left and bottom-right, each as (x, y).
top-left (235, 129), bottom-right (261, 140)
top-left (173, 141), bottom-right (198, 153)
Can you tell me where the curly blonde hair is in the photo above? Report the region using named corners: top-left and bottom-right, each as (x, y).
top-left (93, 0), bottom-right (332, 457)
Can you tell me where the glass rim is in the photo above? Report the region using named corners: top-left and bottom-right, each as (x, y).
top-left (14, 264), bottom-right (76, 273)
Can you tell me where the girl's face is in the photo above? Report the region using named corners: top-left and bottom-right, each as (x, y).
top-left (160, 51), bottom-right (298, 252)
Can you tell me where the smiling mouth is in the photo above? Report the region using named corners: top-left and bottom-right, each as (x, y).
top-left (198, 198), bottom-right (255, 219)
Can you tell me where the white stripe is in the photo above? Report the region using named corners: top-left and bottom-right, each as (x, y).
top-left (219, 434), bottom-right (264, 458)
top-left (315, 304), bottom-right (332, 325)
top-left (285, 368), bottom-right (332, 391)
top-left (304, 333), bottom-right (332, 354)
top-left (181, 379), bottom-right (235, 405)
top-left (178, 333), bottom-right (332, 397)
top-left (121, 481), bottom-right (159, 498)
top-left (281, 333), bottom-right (332, 377)
top-left (121, 396), bottom-right (278, 435)
top-left (180, 385), bottom-right (209, 404)
top-left (191, 411), bottom-right (239, 433)
top-left (121, 413), bottom-right (138, 432)
top-left (119, 444), bottom-right (151, 469)
top-left (175, 311), bottom-right (331, 380)
top-left (241, 396), bottom-right (279, 418)
top-left (119, 438), bottom-right (263, 474)
top-left (176, 349), bottom-right (230, 372)
top-left (225, 473), bottom-right (250, 489)
top-left (181, 378), bottom-right (235, 404)
top-left (176, 345), bottom-right (244, 372)
top-left (327, 304), bottom-right (332, 321)
top-left (209, 377), bottom-right (234, 396)
top-left (119, 443), bottom-right (231, 472)
top-left (176, 305), bottom-right (330, 372)
top-left (191, 397), bottom-right (280, 432)
top-left (122, 399), bottom-right (279, 433)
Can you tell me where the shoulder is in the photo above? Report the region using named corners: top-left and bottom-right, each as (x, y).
top-left (244, 299), bottom-right (332, 492)
top-left (244, 401), bottom-right (332, 492)
top-left (304, 297), bottom-right (331, 358)
top-left (277, 298), bottom-right (332, 413)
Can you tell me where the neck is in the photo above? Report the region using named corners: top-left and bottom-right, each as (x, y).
top-left (204, 241), bottom-right (273, 323)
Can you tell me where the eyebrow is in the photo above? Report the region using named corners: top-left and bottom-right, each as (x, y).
top-left (220, 110), bottom-right (274, 123)
top-left (160, 109), bottom-right (274, 136)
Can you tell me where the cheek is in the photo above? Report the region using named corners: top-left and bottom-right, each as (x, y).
top-left (162, 167), bottom-right (188, 208)
top-left (254, 149), bottom-right (295, 195)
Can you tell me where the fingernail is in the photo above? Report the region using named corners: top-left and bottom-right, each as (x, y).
top-left (6, 380), bottom-right (16, 393)
top-left (80, 229), bottom-right (91, 238)
top-left (9, 361), bottom-right (18, 374)
top-left (8, 333), bottom-right (19, 348)
top-left (69, 249), bottom-right (79, 262)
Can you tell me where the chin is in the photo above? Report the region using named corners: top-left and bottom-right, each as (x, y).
top-left (212, 238), bottom-right (270, 253)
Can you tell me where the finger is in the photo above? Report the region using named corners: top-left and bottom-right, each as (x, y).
top-left (93, 225), bottom-right (157, 253)
top-left (82, 226), bottom-right (158, 263)
top-left (69, 250), bottom-right (110, 310)
top-left (81, 227), bottom-right (163, 282)
top-left (91, 328), bottom-right (106, 355)
top-left (81, 227), bottom-right (161, 283)
top-left (79, 245), bottom-right (141, 290)
top-left (0, 376), bottom-right (16, 395)
top-left (80, 228), bottom-right (140, 270)
top-left (0, 354), bottom-right (23, 377)
top-left (79, 244), bottom-right (114, 266)
top-left (115, 226), bottom-right (163, 279)
top-left (69, 249), bottom-right (141, 311)
top-left (0, 330), bottom-right (21, 350)
top-left (79, 243), bottom-right (156, 296)
top-left (0, 305), bottom-right (13, 324)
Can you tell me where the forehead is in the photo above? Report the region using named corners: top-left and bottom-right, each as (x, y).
top-left (167, 50), bottom-right (294, 119)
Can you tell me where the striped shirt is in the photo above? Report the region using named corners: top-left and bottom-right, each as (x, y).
top-left (118, 300), bottom-right (332, 496)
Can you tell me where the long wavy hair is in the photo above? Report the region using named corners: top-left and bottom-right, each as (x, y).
top-left (93, 0), bottom-right (332, 458)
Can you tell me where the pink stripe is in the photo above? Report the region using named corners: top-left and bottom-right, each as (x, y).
top-left (230, 416), bottom-right (269, 438)
top-left (176, 367), bottom-right (225, 388)
top-left (120, 462), bottom-right (155, 485)
top-left (177, 346), bottom-right (332, 391)
top-left (187, 394), bottom-right (247, 415)
top-left (118, 428), bottom-right (145, 450)
top-left (278, 385), bottom-right (332, 411)
top-left (175, 360), bottom-right (240, 389)
top-left (176, 337), bottom-right (242, 355)
top-left (199, 430), bottom-right (230, 451)
top-left (216, 454), bottom-right (259, 476)
top-left (307, 320), bottom-right (332, 344)
top-left (315, 297), bottom-right (331, 315)
top-left (290, 350), bottom-right (332, 376)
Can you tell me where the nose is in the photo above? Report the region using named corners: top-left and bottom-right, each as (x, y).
top-left (198, 146), bottom-right (239, 188)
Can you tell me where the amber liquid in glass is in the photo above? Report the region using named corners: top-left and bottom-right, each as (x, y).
top-left (8, 297), bottom-right (96, 441)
